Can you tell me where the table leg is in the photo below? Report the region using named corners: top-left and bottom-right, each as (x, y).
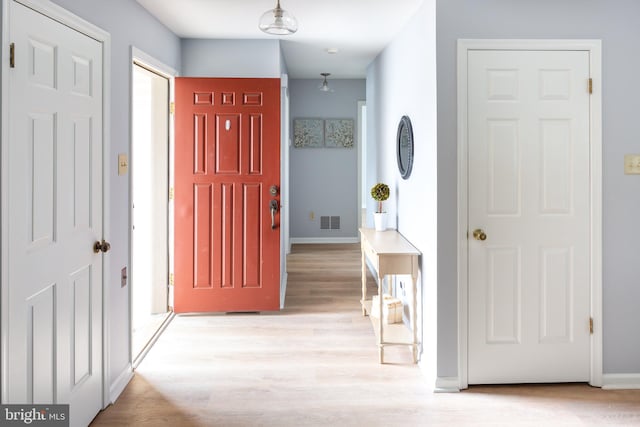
top-left (411, 261), bottom-right (418, 363)
top-left (378, 273), bottom-right (385, 363)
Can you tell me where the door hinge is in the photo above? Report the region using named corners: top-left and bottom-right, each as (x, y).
top-left (9, 42), bottom-right (15, 68)
top-left (169, 273), bottom-right (174, 286)
top-left (170, 102), bottom-right (175, 115)
top-left (169, 187), bottom-right (174, 200)
top-left (589, 317), bottom-right (594, 334)
top-left (588, 78), bottom-right (593, 94)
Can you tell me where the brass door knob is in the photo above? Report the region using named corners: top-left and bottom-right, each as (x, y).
top-left (472, 229), bottom-right (487, 241)
top-left (94, 240), bottom-right (111, 253)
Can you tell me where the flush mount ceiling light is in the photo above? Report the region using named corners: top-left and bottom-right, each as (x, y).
top-left (319, 73), bottom-right (334, 93)
top-left (259, 0), bottom-right (298, 35)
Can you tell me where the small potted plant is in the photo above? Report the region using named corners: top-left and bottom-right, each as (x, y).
top-left (371, 182), bottom-right (390, 231)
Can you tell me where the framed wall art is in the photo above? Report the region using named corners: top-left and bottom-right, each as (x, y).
top-left (324, 119), bottom-right (354, 148)
top-left (293, 118), bottom-right (323, 148)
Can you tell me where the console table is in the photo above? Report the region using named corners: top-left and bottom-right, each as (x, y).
top-left (359, 228), bottom-right (420, 363)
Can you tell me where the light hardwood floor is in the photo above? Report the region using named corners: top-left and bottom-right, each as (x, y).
top-left (92, 244), bottom-right (640, 426)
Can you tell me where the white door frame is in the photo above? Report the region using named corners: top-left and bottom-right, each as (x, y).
top-left (1, 0), bottom-right (111, 406)
top-left (129, 46), bottom-right (177, 367)
top-left (280, 74), bottom-right (290, 308)
top-left (456, 39), bottom-right (602, 390)
top-left (357, 100), bottom-right (366, 229)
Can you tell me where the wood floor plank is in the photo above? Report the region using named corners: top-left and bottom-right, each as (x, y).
top-left (91, 244), bottom-right (640, 426)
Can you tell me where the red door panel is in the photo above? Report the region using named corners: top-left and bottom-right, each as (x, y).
top-left (174, 78), bottom-right (280, 313)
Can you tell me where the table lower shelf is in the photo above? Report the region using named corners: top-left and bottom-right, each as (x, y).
top-left (362, 300), bottom-right (414, 345)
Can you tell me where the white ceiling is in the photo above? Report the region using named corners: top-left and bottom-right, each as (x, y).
top-left (135, 0), bottom-right (425, 78)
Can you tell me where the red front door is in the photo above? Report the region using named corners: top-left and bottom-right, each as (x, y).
top-left (174, 78), bottom-right (281, 313)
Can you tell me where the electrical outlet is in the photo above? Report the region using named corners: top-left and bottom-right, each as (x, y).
top-left (309, 211), bottom-right (315, 220)
top-left (121, 267), bottom-right (127, 287)
top-left (624, 154), bottom-right (640, 174)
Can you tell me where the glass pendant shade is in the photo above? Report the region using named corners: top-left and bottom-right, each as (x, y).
top-left (319, 73), bottom-right (332, 92)
top-left (259, 0), bottom-right (298, 35)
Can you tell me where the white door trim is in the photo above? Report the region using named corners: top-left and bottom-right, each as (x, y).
top-left (357, 100), bottom-right (366, 230)
top-left (1, 0), bottom-right (111, 407)
top-left (456, 39), bottom-right (602, 390)
top-left (129, 46), bottom-right (177, 368)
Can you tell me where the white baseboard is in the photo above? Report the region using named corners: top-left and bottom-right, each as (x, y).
top-left (109, 363), bottom-right (134, 403)
top-left (602, 373), bottom-right (640, 390)
top-left (133, 312), bottom-right (175, 370)
top-left (280, 271), bottom-right (288, 309)
top-left (290, 237), bottom-right (359, 244)
top-left (434, 376), bottom-right (461, 393)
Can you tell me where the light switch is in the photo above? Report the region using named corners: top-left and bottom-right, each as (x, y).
top-left (624, 154), bottom-right (640, 175)
top-left (118, 153), bottom-right (128, 175)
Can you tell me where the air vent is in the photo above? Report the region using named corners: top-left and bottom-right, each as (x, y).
top-left (320, 216), bottom-right (341, 230)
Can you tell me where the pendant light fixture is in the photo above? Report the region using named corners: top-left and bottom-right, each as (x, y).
top-left (319, 73), bottom-right (333, 92)
top-left (259, 0), bottom-right (298, 35)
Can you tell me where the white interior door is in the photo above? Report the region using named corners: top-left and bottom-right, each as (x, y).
top-left (5, 2), bottom-right (104, 425)
top-left (467, 49), bottom-right (591, 384)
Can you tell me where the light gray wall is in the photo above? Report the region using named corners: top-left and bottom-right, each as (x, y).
top-left (437, 0), bottom-right (640, 376)
top-left (366, 1), bottom-right (438, 379)
top-left (289, 78), bottom-right (365, 240)
top-left (42, 0), bottom-right (182, 393)
top-left (181, 39), bottom-right (282, 77)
